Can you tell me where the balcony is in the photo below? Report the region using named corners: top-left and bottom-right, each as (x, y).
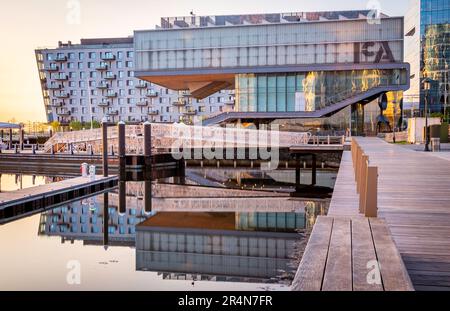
top-left (101, 54), bottom-right (116, 61)
top-left (136, 82), bottom-right (148, 89)
top-left (180, 90), bottom-right (191, 97)
top-left (47, 84), bottom-right (62, 90)
top-left (183, 107), bottom-right (197, 115)
top-left (107, 110), bottom-right (119, 116)
top-left (145, 90), bottom-right (158, 97)
top-left (105, 92), bottom-right (117, 98)
top-left (96, 63), bottom-right (108, 71)
top-left (55, 55), bottom-right (67, 62)
top-left (57, 109), bottom-right (71, 116)
top-left (55, 92), bottom-right (70, 99)
top-left (96, 82), bottom-right (109, 89)
top-left (136, 101), bottom-right (148, 107)
top-left (173, 99), bottom-right (186, 106)
top-left (50, 102), bottom-right (63, 107)
top-left (98, 100), bottom-right (111, 107)
top-left (224, 99), bottom-right (235, 105)
top-left (55, 74), bottom-right (68, 81)
top-left (105, 74), bottom-right (117, 80)
top-left (45, 65), bottom-right (59, 71)
top-left (148, 109), bottom-right (159, 115)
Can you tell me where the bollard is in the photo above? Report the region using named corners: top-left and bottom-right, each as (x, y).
top-left (32, 145), bottom-right (36, 155)
top-left (89, 165), bottom-right (96, 180)
top-left (81, 163), bottom-right (89, 177)
top-left (358, 156), bottom-right (369, 213)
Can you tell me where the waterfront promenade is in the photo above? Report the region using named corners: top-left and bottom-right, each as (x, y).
top-left (301, 137), bottom-right (450, 291)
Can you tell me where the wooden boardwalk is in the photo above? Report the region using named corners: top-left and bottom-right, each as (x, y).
top-left (330, 138), bottom-right (450, 290)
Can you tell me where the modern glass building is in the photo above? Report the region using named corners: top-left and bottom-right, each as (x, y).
top-left (135, 11), bottom-right (410, 135)
top-left (405, 0), bottom-right (450, 115)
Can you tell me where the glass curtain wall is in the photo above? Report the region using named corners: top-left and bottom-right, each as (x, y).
top-left (236, 69), bottom-right (407, 112)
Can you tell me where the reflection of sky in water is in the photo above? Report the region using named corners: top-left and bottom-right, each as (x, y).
top-left (0, 169), bottom-right (333, 290)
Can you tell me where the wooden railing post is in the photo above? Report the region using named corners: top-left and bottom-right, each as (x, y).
top-left (364, 166), bottom-right (378, 217)
top-left (359, 156), bottom-right (368, 213)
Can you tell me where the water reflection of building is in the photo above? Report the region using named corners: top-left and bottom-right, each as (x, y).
top-left (38, 194), bottom-right (149, 246)
top-left (136, 212), bottom-right (307, 283)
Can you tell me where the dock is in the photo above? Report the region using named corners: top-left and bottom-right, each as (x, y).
top-left (293, 136), bottom-right (450, 291)
top-left (0, 175), bottom-right (117, 224)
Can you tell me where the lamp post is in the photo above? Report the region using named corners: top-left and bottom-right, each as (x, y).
top-left (423, 78), bottom-right (431, 152)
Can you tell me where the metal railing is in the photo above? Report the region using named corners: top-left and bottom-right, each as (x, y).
top-left (43, 123), bottom-right (312, 154)
top-left (351, 138), bottom-right (378, 217)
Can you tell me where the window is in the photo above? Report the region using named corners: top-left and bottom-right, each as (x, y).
top-left (119, 89), bottom-right (125, 96)
top-left (118, 71), bottom-right (124, 78)
top-left (78, 62), bottom-right (83, 69)
top-left (90, 71), bottom-right (96, 78)
top-left (79, 81), bottom-right (85, 88)
top-left (81, 90), bottom-right (87, 97)
top-left (126, 80), bottom-right (134, 86)
top-left (68, 62), bottom-right (74, 69)
top-left (46, 53), bottom-right (54, 61)
top-left (126, 61), bottom-right (133, 68)
top-left (127, 51), bottom-right (134, 58)
top-left (88, 62), bottom-right (94, 69)
top-left (79, 52), bottom-right (85, 60)
top-left (117, 80), bottom-right (124, 87)
top-left (129, 89), bottom-right (135, 95)
top-left (89, 52), bottom-right (96, 59)
top-left (117, 51), bottom-right (123, 59)
top-left (69, 81), bottom-right (75, 87)
top-left (117, 61), bottom-right (123, 69)
top-left (80, 72), bottom-right (85, 79)
top-left (69, 72), bottom-right (76, 78)
top-left (68, 52), bottom-right (75, 59)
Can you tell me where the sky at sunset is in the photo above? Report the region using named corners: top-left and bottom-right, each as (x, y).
top-left (0, 0), bottom-right (409, 123)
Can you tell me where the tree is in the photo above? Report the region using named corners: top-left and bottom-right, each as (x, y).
top-left (91, 120), bottom-right (101, 129)
top-left (69, 120), bottom-right (83, 131)
top-left (50, 121), bottom-right (60, 132)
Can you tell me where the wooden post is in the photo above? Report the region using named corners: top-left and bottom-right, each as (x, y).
top-left (118, 121), bottom-right (126, 179)
top-left (359, 155), bottom-right (369, 213)
top-left (20, 128), bottom-right (24, 151)
top-left (102, 118), bottom-right (108, 177)
top-left (143, 121), bottom-right (152, 180)
top-left (8, 129), bottom-right (12, 150)
top-left (364, 166), bottom-right (378, 217)
top-left (311, 154), bottom-right (317, 186)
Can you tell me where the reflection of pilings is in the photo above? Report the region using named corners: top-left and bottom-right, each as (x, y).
top-left (119, 181), bottom-right (126, 214)
top-left (143, 121), bottom-right (152, 180)
top-left (295, 155), bottom-right (301, 192)
top-left (118, 121), bottom-right (126, 180)
top-left (311, 154), bottom-right (317, 186)
top-left (103, 192), bottom-right (109, 248)
top-left (144, 180), bottom-right (152, 213)
top-left (102, 120), bottom-right (108, 177)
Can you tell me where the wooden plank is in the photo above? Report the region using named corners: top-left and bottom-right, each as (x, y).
top-left (291, 216), bottom-right (333, 291)
top-left (369, 218), bottom-right (414, 291)
top-left (352, 217), bottom-right (383, 291)
top-left (322, 218), bottom-right (352, 291)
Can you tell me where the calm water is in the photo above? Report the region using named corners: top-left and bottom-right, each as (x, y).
top-left (0, 169), bottom-right (335, 291)
top-left (0, 173), bottom-right (54, 192)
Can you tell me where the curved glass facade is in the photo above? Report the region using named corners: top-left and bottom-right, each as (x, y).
top-left (235, 69), bottom-right (407, 112)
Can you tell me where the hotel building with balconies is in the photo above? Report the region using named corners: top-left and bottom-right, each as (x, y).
top-left (35, 38), bottom-right (235, 126)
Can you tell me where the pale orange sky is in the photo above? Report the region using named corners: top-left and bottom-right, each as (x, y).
top-left (0, 0), bottom-right (408, 123)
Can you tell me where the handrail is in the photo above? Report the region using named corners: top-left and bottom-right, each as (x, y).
top-left (351, 138), bottom-right (378, 217)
